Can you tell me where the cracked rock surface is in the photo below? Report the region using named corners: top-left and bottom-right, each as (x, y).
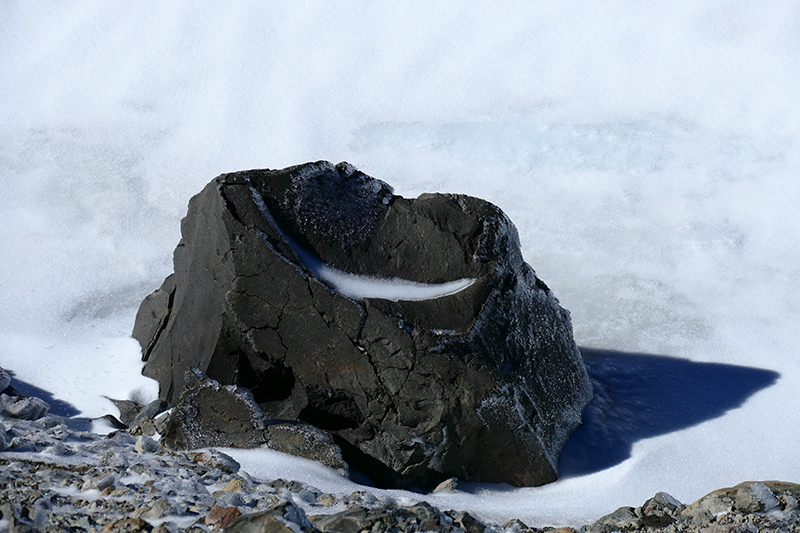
top-left (134, 161), bottom-right (592, 489)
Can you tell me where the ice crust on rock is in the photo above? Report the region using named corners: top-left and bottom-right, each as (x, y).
top-left (135, 161), bottom-right (593, 489)
top-left (280, 161), bottom-right (394, 251)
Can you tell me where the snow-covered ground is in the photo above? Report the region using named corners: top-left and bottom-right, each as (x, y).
top-left (2, 1), bottom-right (799, 528)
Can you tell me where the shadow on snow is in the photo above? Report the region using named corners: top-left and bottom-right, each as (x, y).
top-left (2, 370), bottom-right (98, 432)
top-left (558, 347), bottom-right (780, 478)
top-left (3, 369), bottom-right (81, 418)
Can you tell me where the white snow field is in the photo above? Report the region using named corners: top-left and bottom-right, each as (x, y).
top-left (2, 1), bottom-right (799, 528)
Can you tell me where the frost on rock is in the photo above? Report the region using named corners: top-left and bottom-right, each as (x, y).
top-left (280, 161), bottom-right (394, 251)
top-left (136, 161), bottom-right (593, 488)
top-left (160, 369), bottom-right (269, 451)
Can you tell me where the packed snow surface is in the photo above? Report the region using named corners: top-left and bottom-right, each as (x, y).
top-left (2, 1), bottom-right (799, 528)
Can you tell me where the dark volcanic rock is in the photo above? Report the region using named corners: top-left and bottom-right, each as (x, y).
top-left (161, 370), bottom-right (348, 473)
top-left (134, 161), bottom-right (592, 488)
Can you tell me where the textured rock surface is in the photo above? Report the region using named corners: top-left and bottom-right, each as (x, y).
top-left (2, 381), bottom-right (798, 533)
top-left (1, 393), bottom-right (50, 421)
top-left (1, 410), bottom-right (799, 533)
top-left (0, 367), bottom-right (10, 393)
top-left (0, 367), bottom-right (50, 421)
top-left (160, 370), bottom-right (348, 475)
top-left (134, 161), bottom-right (592, 488)
top-left (582, 481), bottom-right (800, 533)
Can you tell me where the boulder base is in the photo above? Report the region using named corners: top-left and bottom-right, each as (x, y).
top-left (134, 161), bottom-right (592, 488)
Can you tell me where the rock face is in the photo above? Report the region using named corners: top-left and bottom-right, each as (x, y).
top-left (134, 161), bottom-right (592, 488)
top-left (158, 369), bottom-right (348, 475)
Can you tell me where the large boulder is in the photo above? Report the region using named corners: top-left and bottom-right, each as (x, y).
top-left (134, 161), bottom-right (592, 488)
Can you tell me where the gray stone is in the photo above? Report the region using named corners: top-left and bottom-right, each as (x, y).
top-left (683, 481), bottom-right (800, 524)
top-left (265, 423), bottom-right (348, 475)
top-left (134, 435), bottom-right (161, 454)
top-left (10, 437), bottom-right (36, 452)
top-left (640, 492), bottom-right (683, 528)
top-left (500, 518), bottom-right (528, 533)
top-left (213, 491), bottom-right (246, 508)
top-left (447, 510), bottom-right (486, 533)
top-left (106, 397), bottom-right (143, 426)
top-left (81, 473), bottom-right (117, 492)
top-left (431, 477), bottom-right (460, 493)
top-left (135, 161), bottom-right (592, 488)
top-left (224, 502), bottom-right (319, 533)
top-left (1, 393), bottom-right (49, 420)
top-left (584, 506), bottom-right (642, 533)
top-left (0, 424), bottom-right (8, 451)
top-left (141, 498), bottom-right (171, 520)
top-left (160, 371), bottom-right (347, 473)
top-left (311, 501), bottom-right (455, 533)
top-left (129, 399), bottom-right (171, 431)
top-left (186, 449), bottom-right (241, 474)
top-left (132, 273), bottom-right (175, 364)
top-left (153, 411), bottom-right (170, 434)
top-left (0, 367), bottom-right (10, 392)
top-left (159, 369), bottom-right (270, 451)
top-left (35, 415), bottom-right (64, 428)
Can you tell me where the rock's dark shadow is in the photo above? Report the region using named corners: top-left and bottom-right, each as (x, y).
top-left (3, 370), bottom-right (81, 418)
top-left (558, 348), bottom-right (780, 478)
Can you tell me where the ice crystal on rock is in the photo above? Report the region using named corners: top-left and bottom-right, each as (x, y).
top-left (281, 161), bottom-right (394, 251)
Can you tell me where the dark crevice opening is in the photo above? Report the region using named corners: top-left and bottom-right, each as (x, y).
top-left (236, 353), bottom-right (295, 404)
top-left (333, 435), bottom-right (400, 489)
top-left (298, 405), bottom-right (359, 431)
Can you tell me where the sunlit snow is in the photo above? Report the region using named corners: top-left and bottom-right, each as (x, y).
top-left (2, 1), bottom-right (799, 528)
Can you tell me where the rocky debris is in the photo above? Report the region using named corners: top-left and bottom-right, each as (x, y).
top-left (2, 413), bottom-right (800, 533)
top-left (0, 367), bottom-right (10, 393)
top-left (187, 450), bottom-right (242, 475)
top-left (158, 369), bottom-right (267, 450)
top-left (0, 366), bottom-right (50, 421)
top-left (205, 506), bottom-right (242, 530)
top-left (582, 481), bottom-right (800, 533)
top-left (223, 502), bottom-right (319, 533)
top-left (0, 413), bottom-right (500, 533)
top-left (432, 477), bottom-right (461, 494)
top-left (134, 161), bottom-right (592, 488)
top-left (103, 397), bottom-right (173, 434)
top-left (0, 424), bottom-right (9, 452)
top-left (263, 423), bottom-right (348, 477)
top-left (129, 400), bottom-right (172, 433)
